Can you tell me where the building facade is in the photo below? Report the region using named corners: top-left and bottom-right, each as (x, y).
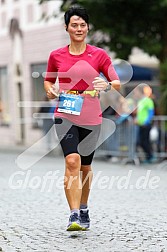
top-left (0, 0), bottom-right (69, 147)
top-left (0, 0), bottom-right (160, 150)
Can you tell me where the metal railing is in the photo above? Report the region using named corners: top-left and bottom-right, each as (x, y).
top-left (96, 115), bottom-right (167, 164)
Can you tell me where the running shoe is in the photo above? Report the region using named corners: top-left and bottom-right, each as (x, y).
top-left (80, 209), bottom-right (90, 229)
top-left (67, 212), bottom-right (83, 231)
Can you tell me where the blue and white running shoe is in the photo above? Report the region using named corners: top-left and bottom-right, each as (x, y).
top-left (67, 212), bottom-right (83, 231)
top-left (80, 209), bottom-right (90, 229)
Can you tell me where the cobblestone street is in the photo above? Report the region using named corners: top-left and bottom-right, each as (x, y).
top-left (0, 149), bottom-right (167, 252)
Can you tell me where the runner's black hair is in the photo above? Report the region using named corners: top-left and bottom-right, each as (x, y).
top-left (64, 6), bottom-right (89, 30)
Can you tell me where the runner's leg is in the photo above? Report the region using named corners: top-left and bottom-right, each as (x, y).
top-left (80, 164), bottom-right (93, 205)
top-left (64, 153), bottom-right (82, 209)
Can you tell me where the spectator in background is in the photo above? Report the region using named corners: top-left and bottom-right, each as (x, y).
top-left (134, 86), bottom-right (155, 163)
top-left (38, 96), bottom-right (55, 151)
top-left (0, 99), bottom-right (3, 125)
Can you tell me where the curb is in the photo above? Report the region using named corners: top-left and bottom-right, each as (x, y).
top-left (0, 145), bottom-right (62, 157)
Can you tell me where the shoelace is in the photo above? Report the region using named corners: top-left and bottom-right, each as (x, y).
top-left (70, 213), bottom-right (79, 222)
top-left (80, 210), bottom-right (89, 222)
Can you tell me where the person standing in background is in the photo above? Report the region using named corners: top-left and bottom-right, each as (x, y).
top-left (135, 86), bottom-right (155, 163)
top-left (0, 99), bottom-right (3, 125)
top-left (38, 96), bottom-right (55, 151)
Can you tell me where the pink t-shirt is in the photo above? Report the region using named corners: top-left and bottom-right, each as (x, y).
top-left (45, 44), bottom-right (119, 125)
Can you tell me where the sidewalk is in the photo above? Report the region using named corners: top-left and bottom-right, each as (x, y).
top-left (0, 144), bottom-right (27, 154)
top-left (0, 143), bottom-right (61, 157)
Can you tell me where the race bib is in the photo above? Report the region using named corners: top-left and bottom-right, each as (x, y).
top-left (57, 93), bottom-right (84, 115)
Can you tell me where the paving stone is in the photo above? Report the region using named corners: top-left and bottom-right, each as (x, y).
top-left (0, 151), bottom-right (167, 251)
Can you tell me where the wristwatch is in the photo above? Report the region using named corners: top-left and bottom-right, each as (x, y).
top-left (104, 82), bottom-right (112, 92)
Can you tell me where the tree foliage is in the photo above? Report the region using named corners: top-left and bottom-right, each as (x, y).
top-left (39, 0), bottom-right (167, 61)
top-left (60, 0), bottom-right (167, 62)
top-left (39, 0), bottom-right (167, 113)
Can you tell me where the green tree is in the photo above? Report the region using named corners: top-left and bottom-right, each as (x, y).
top-left (39, 0), bottom-right (167, 113)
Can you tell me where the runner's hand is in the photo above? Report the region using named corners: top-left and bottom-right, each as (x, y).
top-left (92, 77), bottom-right (108, 91)
top-left (47, 86), bottom-right (59, 99)
top-left (93, 77), bottom-right (120, 91)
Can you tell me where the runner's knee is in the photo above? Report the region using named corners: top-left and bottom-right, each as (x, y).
top-left (65, 153), bottom-right (81, 173)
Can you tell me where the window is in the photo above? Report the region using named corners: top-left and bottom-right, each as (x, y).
top-left (0, 67), bottom-right (10, 126)
top-left (31, 63), bottom-right (47, 128)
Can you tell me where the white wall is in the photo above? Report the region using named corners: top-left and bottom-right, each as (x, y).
top-left (0, 0), bottom-right (63, 35)
top-left (0, 0), bottom-right (69, 147)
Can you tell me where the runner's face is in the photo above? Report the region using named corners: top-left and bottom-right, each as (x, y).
top-left (66, 15), bottom-right (88, 42)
